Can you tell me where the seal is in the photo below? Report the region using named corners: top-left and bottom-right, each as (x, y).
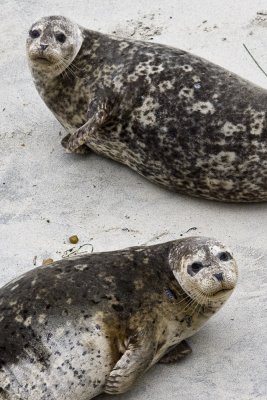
top-left (0, 236), bottom-right (238, 399)
top-left (26, 15), bottom-right (267, 202)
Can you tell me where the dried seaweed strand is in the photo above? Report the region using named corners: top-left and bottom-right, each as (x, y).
top-left (243, 43), bottom-right (267, 79)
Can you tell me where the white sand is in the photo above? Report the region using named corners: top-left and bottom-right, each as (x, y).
top-left (0, 1), bottom-right (267, 399)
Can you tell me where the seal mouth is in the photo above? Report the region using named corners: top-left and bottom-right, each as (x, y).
top-left (208, 287), bottom-right (234, 299)
top-left (29, 52), bottom-right (55, 64)
top-left (31, 56), bottom-right (52, 64)
top-left (185, 287), bottom-right (235, 305)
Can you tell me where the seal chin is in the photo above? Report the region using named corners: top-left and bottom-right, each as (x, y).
top-left (208, 287), bottom-right (234, 299)
top-left (29, 51), bottom-right (57, 64)
top-left (198, 287), bottom-right (235, 306)
top-left (31, 57), bottom-right (52, 65)
top-left (181, 284), bottom-right (235, 306)
top-left (198, 279), bottom-right (236, 297)
top-left (28, 52), bottom-right (65, 77)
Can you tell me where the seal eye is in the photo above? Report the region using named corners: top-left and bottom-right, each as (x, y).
top-left (29, 29), bottom-right (40, 39)
top-left (187, 262), bottom-right (204, 276)
top-left (219, 252), bottom-right (232, 262)
top-left (55, 33), bottom-right (66, 43)
top-left (191, 262), bottom-right (203, 273)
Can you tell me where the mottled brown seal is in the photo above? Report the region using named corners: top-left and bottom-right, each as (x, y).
top-left (26, 15), bottom-right (267, 202)
top-left (0, 237), bottom-right (238, 399)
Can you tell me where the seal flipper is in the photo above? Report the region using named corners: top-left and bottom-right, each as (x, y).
top-left (61, 96), bottom-right (114, 154)
top-left (159, 340), bottom-right (192, 364)
top-left (61, 133), bottom-right (91, 154)
top-left (104, 334), bottom-right (155, 394)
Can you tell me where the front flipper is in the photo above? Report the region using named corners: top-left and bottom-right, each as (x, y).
top-left (61, 133), bottom-right (91, 154)
top-left (61, 97), bottom-right (113, 154)
top-left (159, 340), bottom-right (192, 364)
top-left (105, 332), bottom-right (155, 394)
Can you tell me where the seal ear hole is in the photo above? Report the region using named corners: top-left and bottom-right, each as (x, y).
top-left (29, 29), bottom-right (40, 39)
top-left (187, 262), bottom-right (204, 276)
top-left (218, 252), bottom-right (232, 262)
top-left (55, 33), bottom-right (66, 43)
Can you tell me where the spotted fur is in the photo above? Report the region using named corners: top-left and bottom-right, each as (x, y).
top-left (27, 16), bottom-right (267, 201)
top-left (0, 237), bottom-right (238, 399)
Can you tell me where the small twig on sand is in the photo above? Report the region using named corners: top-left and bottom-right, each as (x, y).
top-left (141, 231), bottom-right (169, 246)
top-left (62, 243), bottom-right (94, 258)
top-left (243, 43), bottom-right (267, 79)
top-left (185, 227), bottom-right (197, 233)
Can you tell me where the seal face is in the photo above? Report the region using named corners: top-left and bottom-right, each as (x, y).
top-left (27, 16), bottom-right (83, 78)
top-left (0, 237), bottom-right (238, 399)
top-left (27, 15), bottom-right (267, 202)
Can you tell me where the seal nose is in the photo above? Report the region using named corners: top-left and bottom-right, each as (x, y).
top-left (213, 272), bottom-right (224, 282)
top-left (40, 43), bottom-right (49, 51)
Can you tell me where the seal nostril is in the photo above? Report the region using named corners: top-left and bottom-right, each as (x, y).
top-left (40, 44), bottom-right (49, 51)
top-left (213, 272), bottom-right (224, 282)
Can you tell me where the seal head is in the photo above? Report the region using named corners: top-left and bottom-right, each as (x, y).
top-left (169, 236), bottom-right (237, 308)
top-left (26, 16), bottom-right (83, 77)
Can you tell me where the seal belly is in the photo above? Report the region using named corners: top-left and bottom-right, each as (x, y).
top-left (0, 318), bottom-right (116, 400)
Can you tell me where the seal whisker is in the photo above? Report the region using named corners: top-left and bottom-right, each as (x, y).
top-left (57, 57), bottom-right (79, 79)
top-left (182, 285), bottom-right (209, 310)
top-left (173, 295), bottom-right (193, 310)
top-left (58, 59), bottom-right (76, 79)
top-left (172, 294), bottom-right (191, 306)
top-left (180, 298), bottom-right (197, 314)
top-left (62, 56), bottom-right (84, 71)
top-left (53, 56), bottom-right (75, 79)
top-left (189, 301), bottom-right (201, 318)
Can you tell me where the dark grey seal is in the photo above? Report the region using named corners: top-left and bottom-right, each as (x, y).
top-left (26, 15), bottom-right (267, 202)
top-left (0, 237), bottom-right (238, 399)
